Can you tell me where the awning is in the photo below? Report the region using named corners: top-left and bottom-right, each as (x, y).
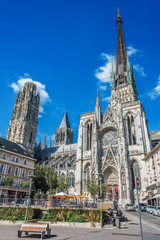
top-left (152, 193), bottom-right (160, 199)
top-left (146, 183), bottom-right (157, 191)
top-left (142, 196), bottom-right (149, 201)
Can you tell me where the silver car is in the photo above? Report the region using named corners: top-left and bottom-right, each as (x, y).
top-left (125, 203), bottom-right (135, 211)
top-left (152, 207), bottom-right (160, 216)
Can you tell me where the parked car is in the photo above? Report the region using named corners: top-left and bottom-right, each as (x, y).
top-left (146, 205), bottom-right (155, 214)
top-left (125, 204), bottom-right (135, 211)
top-left (152, 207), bottom-right (160, 216)
top-left (139, 203), bottom-right (147, 212)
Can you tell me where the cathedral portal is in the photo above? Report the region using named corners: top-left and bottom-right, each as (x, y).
top-left (103, 166), bottom-right (119, 201)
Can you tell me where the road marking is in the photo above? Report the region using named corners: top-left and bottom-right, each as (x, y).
top-left (125, 212), bottom-right (160, 232)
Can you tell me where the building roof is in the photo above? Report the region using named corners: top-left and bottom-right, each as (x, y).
top-left (59, 111), bottom-right (70, 129)
top-left (36, 143), bottom-right (77, 159)
top-left (143, 142), bottom-right (160, 161)
top-left (0, 137), bottom-right (31, 158)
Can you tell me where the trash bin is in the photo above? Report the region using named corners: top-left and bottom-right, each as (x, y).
top-left (116, 216), bottom-right (121, 228)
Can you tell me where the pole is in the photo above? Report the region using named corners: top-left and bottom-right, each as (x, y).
top-left (137, 187), bottom-right (143, 240)
top-left (100, 176), bottom-right (102, 229)
top-left (25, 178), bottom-right (32, 222)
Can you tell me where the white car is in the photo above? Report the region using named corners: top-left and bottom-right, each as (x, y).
top-left (146, 205), bottom-right (155, 214)
top-left (152, 207), bottom-right (160, 216)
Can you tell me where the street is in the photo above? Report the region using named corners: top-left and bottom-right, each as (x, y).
top-left (0, 211), bottom-right (160, 240)
top-left (125, 211), bottom-right (160, 230)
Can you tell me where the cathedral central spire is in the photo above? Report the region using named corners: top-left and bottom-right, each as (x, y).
top-left (116, 8), bottom-right (127, 84)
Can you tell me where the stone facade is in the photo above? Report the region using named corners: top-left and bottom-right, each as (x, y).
top-left (0, 137), bottom-right (35, 198)
top-left (143, 142), bottom-right (160, 205)
top-left (7, 82), bottom-right (40, 155)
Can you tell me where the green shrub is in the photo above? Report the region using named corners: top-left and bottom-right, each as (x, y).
top-left (68, 215), bottom-right (85, 222)
top-left (41, 208), bottom-right (100, 223)
top-left (0, 207), bottom-right (41, 222)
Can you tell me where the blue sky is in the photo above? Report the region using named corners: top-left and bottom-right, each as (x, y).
top-left (0, 0), bottom-right (160, 145)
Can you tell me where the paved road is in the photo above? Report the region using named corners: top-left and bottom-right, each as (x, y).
top-left (125, 210), bottom-right (160, 230)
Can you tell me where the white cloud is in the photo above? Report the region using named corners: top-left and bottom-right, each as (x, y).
top-left (38, 114), bottom-right (42, 118)
top-left (102, 96), bottom-right (111, 102)
top-left (99, 85), bottom-right (107, 91)
top-left (126, 46), bottom-right (138, 57)
top-left (95, 53), bottom-right (116, 85)
top-left (133, 64), bottom-right (147, 77)
top-left (10, 74), bottom-right (50, 116)
top-left (148, 75), bottom-right (160, 99)
top-left (51, 134), bottom-right (55, 141)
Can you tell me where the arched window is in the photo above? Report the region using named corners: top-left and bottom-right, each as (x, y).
top-left (127, 116), bottom-right (132, 145)
top-left (61, 172), bottom-right (65, 176)
top-left (69, 172), bottom-right (75, 188)
top-left (131, 160), bottom-right (141, 189)
top-left (29, 132), bottom-right (32, 143)
top-left (127, 114), bottom-right (136, 145)
top-left (62, 132), bottom-right (65, 141)
top-left (84, 164), bottom-right (90, 183)
top-left (87, 123), bottom-right (92, 150)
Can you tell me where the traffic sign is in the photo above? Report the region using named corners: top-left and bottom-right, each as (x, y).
top-left (136, 177), bottom-right (140, 187)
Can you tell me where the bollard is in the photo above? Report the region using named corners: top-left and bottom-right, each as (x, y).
top-left (116, 216), bottom-right (121, 228)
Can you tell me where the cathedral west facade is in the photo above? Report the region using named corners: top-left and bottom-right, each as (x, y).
top-left (7, 11), bottom-right (155, 205)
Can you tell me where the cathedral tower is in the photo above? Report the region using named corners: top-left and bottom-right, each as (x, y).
top-left (7, 82), bottom-right (40, 155)
top-left (54, 111), bottom-right (73, 146)
top-left (111, 9), bottom-right (138, 106)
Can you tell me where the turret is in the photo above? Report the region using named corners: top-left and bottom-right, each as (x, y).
top-left (95, 90), bottom-right (101, 126)
top-left (54, 111), bottom-right (73, 146)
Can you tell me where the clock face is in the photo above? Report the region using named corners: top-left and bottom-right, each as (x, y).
top-left (102, 131), bottom-right (118, 146)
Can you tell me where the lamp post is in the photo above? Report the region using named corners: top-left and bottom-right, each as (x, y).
top-left (25, 175), bottom-right (32, 222)
top-left (97, 173), bottom-right (103, 229)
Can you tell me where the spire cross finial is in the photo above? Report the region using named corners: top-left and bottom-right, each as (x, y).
top-left (117, 7), bottom-right (122, 24)
top-left (118, 8), bottom-right (120, 17)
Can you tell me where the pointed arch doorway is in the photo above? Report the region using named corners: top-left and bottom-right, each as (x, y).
top-left (103, 166), bottom-right (119, 201)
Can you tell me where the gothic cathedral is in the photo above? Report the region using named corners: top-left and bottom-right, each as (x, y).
top-left (75, 10), bottom-right (152, 205)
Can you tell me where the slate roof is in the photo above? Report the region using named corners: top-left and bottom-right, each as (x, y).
top-left (0, 137), bottom-right (31, 158)
top-left (36, 143), bottom-right (78, 159)
top-left (59, 111), bottom-right (70, 129)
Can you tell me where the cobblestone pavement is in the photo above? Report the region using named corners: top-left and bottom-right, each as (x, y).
top-left (0, 213), bottom-right (160, 240)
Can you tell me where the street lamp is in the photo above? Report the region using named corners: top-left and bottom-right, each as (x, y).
top-left (97, 173), bottom-right (103, 229)
top-left (24, 174), bottom-right (33, 222)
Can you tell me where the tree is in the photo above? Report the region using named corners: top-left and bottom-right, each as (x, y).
top-left (57, 175), bottom-right (70, 193)
top-left (23, 181), bottom-right (32, 189)
top-left (3, 176), bottom-right (15, 199)
top-left (45, 166), bottom-right (58, 194)
top-left (86, 179), bottom-right (108, 200)
top-left (86, 179), bottom-right (99, 200)
top-left (3, 176), bottom-right (15, 187)
top-left (33, 164), bottom-right (49, 193)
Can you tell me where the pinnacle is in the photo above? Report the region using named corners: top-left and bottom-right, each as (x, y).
top-left (117, 8), bottom-right (122, 24)
top-left (59, 111), bottom-right (70, 129)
